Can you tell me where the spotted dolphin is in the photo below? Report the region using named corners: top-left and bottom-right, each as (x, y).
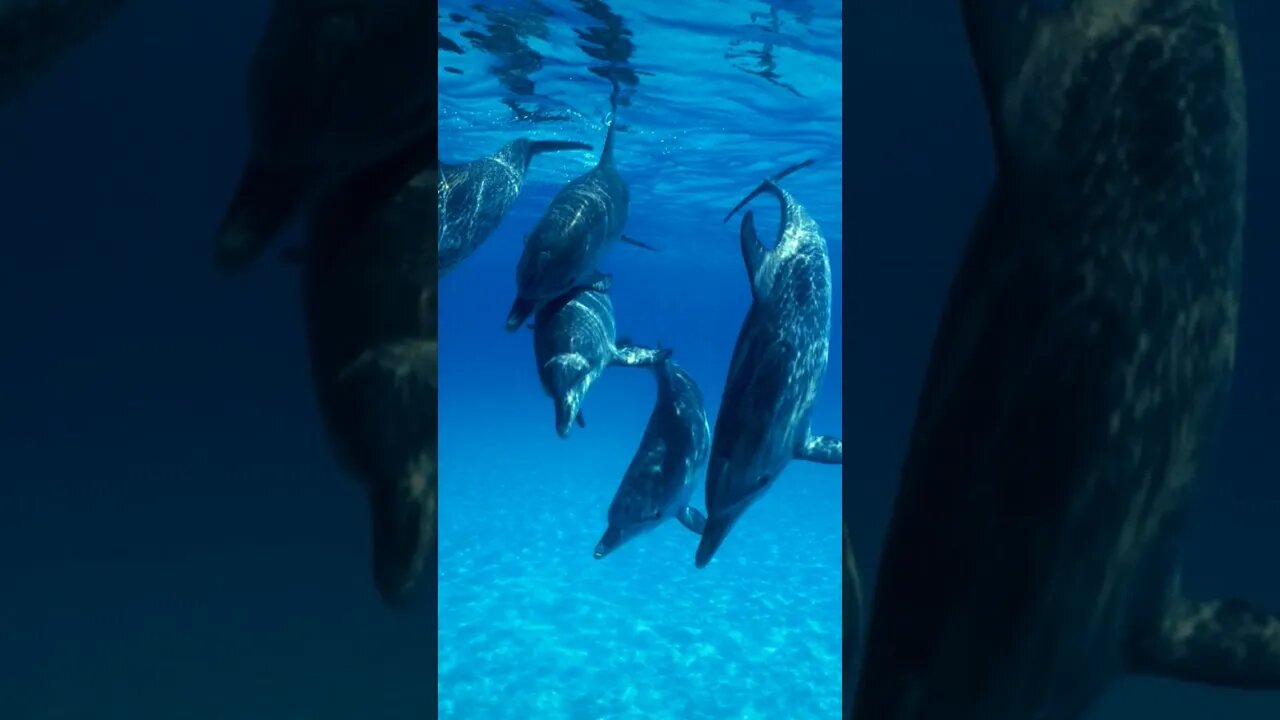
top-left (594, 356), bottom-right (710, 559)
top-left (694, 159), bottom-right (843, 569)
top-left (214, 0), bottom-right (433, 273)
top-left (854, 2), bottom-right (1280, 719)
top-left (295, 133), bottom-right (437, 608)
top-left (532, 277), bottom-right (667, 438)
top-left (505, 115), bottom-right (655, 331)
top-left (439, 138), bottom-right (594, 276)
top-left (0, 0), bottom-right (126, 109)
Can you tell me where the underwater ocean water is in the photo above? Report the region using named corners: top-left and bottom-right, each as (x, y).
top-left (0, 3), bottom-right (435, 719)
top-left (437, 1), bottom-right (843, 719)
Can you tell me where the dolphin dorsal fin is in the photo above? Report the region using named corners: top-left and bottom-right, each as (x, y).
top-left (599, 111), bottom-right (617, 167)
top-left (739, 210), bottom-right (768, 295)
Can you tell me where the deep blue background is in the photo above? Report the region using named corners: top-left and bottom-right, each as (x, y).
top-left (0, 4), bottom-right (432, 718)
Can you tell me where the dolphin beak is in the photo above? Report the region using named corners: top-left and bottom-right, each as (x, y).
top-left (368, 468), bottom-right (436, 608)
top-left (505, 297), bottom-right (535, 332)
top-left (594, 526), bottom-right (622, 559)
top-left (694, 511), bottom-right (741, 568)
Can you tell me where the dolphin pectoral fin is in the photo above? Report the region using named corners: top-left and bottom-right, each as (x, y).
top-left (739, 210), bottom-right (767, 292)
top-left (797, 435), bottom-right (842, 464)
top-left (677, 506), bottom-right (707, 535)
top-left (576, 411), bottom-right (586, 428)
top-left (1128, 594), bottom-right (1280, 688)
top-left (612, 342), bottom-right (672, 368)
top-left (584, 271), bottom-right (613, 293)
top-left (528, 140), bottom-right (594, 156)
top-left (621, 235), bottom-right (660, 252)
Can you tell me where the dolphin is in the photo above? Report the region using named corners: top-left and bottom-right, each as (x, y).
top-left (505, 114), bottom-right (656, 331)
top-left (214, 0), bottom-right (433, 273)
top-left (694, 159), bottom-right (843, 569)
top-left (594, 356), bottom-right (710, 559)
top-left (295, 132), bottom-right (437, 608)
top-left (854, 2), bottom-right (1280, 719)
top-left (439, 138), bottom-right (594, 276)
top-left (532, 277), bottom-right (667, 438)
top-left (0, 0), bottom-right (126, 109)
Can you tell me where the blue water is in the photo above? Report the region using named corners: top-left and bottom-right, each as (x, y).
top-left (438, 1), bottom-right (843, 718)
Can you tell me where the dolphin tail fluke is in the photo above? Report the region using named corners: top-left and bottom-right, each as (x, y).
top-left (798, 434), bottom-right (842, 464)
top-left (214, 159), bottom-right (310, 273)
top-left (1129, 594), bottom-right (1280, 688)
top-left (621, 235), bottom-right (660, 252)
top-left (613, 342), bottom-right (671, 368)
top-left (528, 140), bottom-right (594, 157)
top-left (678, 506), bottom-right (707, 535)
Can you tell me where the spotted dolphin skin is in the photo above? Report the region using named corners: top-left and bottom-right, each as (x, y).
top-left (694, 159), bottom-right (843, 569)
top-left (854, 2), bottom-right (1280, 718)
top-left (532, 277), bottom-right (667, 438)
top-left (506, 115), bottom-right (652, 332)
top-left (594, 357), bottom-right (710, 560)
top-left (439, 138), bottom-right (594, 276)
top-left (0, 0), bottom-right (126, 108)
top-left (297, 134), bottom-right (437, 608)
top-left (214, 0), bottom-right (433, 273)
